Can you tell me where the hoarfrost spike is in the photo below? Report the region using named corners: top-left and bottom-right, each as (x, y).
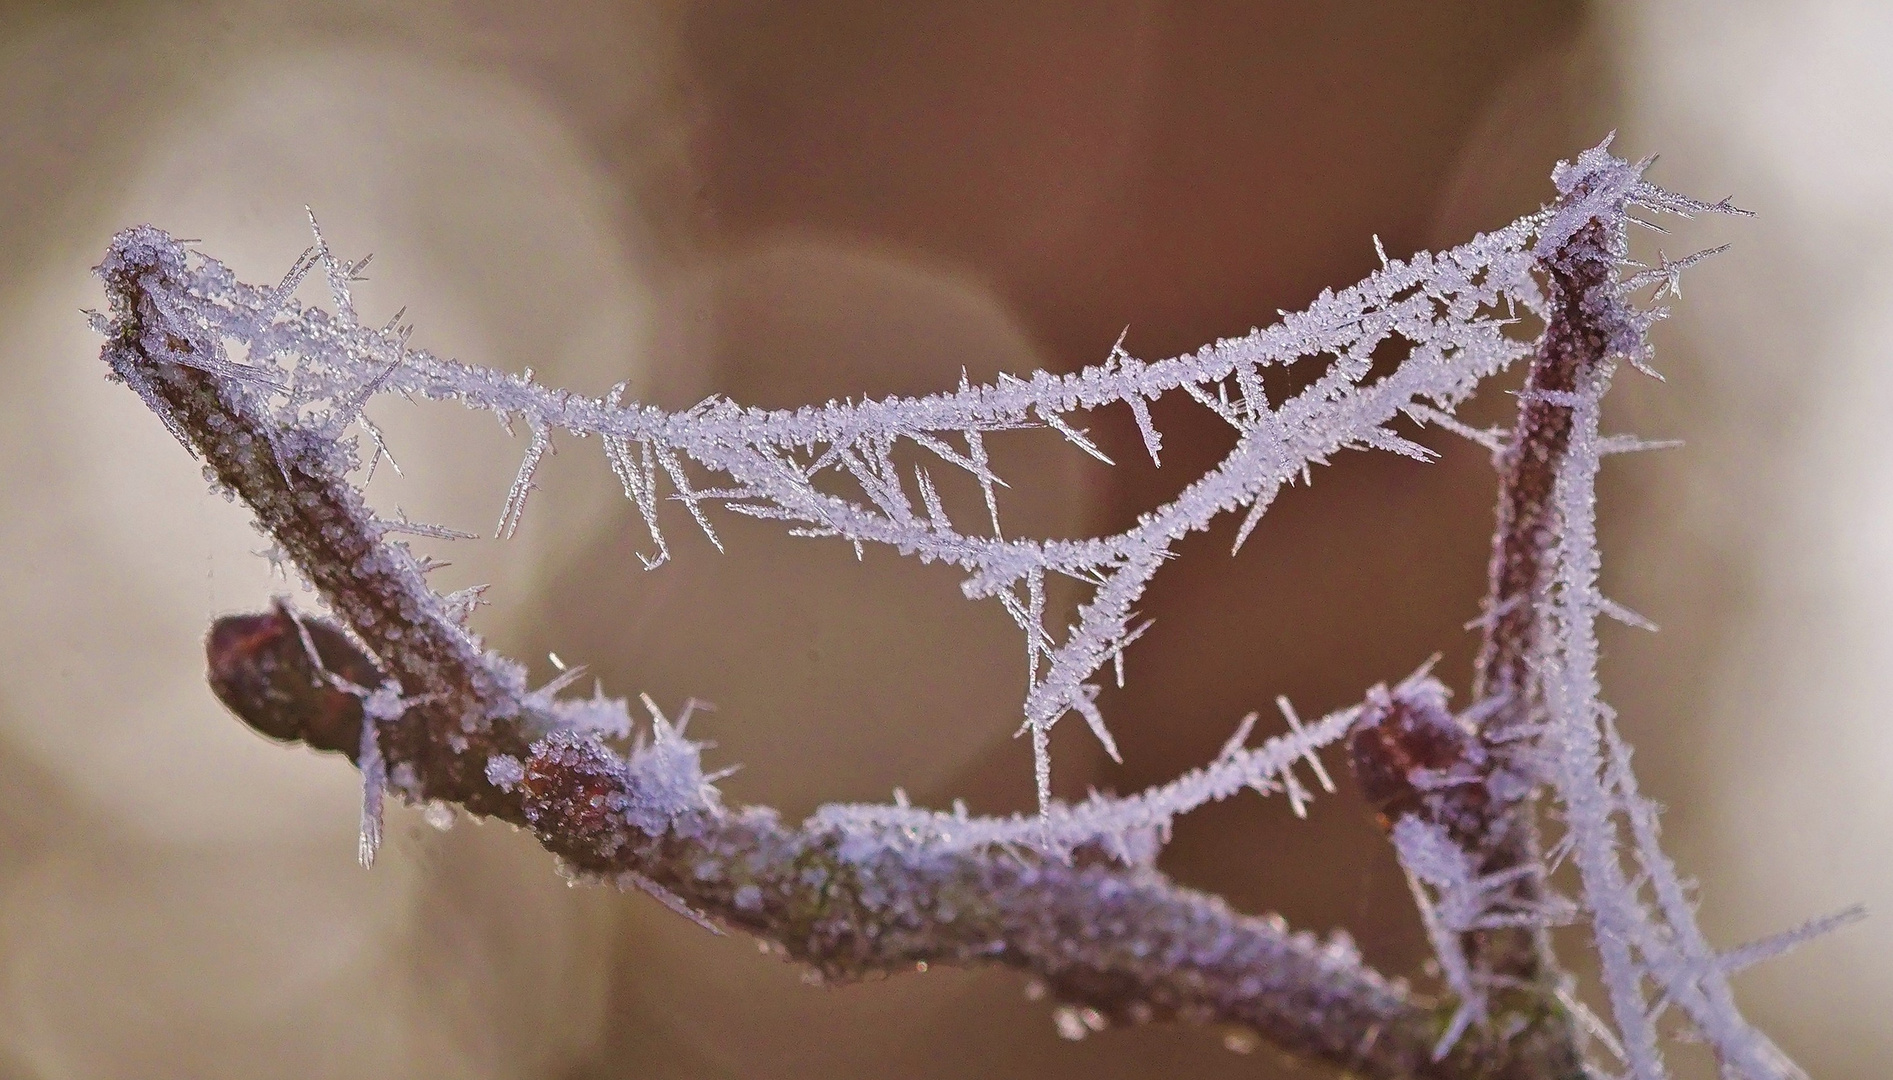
top-left (358, 720), bottom-right (385, 869)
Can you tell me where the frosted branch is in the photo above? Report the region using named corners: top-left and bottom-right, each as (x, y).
top-left (96, 139), bottom-right (1856, 1080)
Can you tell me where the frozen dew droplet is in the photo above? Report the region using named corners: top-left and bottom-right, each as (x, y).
top-left (1053, 1005), bottom-right (1088, 1041)
top-left (1323, 927), bottom-right (1360, 965)
top-left (422, 801), bottom-right (456, 831)
top-left (1223, 1029), bottom-right (1260, 1055)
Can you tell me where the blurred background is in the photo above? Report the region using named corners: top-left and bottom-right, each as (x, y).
top-left (0, 1), bottom-right (1884, 1077)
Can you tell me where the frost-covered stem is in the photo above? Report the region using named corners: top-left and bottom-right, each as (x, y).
top-left (1464, 215), bottom-right (1620, 1002)
top-left (98, 242), bottom-right (542, 823)
top-left (211, 605), bottom-right (1587, 1080)
top-left (104, 230), bottom-right (1574, 1080)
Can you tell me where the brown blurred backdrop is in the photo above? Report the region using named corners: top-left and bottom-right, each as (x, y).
top-left (0, 2), bottom-right (1883, 1078)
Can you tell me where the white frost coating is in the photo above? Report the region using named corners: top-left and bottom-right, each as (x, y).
top-left (1387, 812), bottom-right (1579, 1061)
top-left (100, 139), bottom-right (1847, 1077)
top-left (1389, 815), bottom-right (1484, 1059)
top-left (616, 696), bottom-right (725, 836)
top-left (361, 682), bottom-right (407, 723)
top-left (484, 754), bottom-right (525, 792)
top-left (537, 683), bottom-right (635, 740)
top-left (810, 682), bottom-right (1363, 862)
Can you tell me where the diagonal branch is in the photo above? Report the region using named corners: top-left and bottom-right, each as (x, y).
top-left (1460, 215), bottom-right (1622, 992)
